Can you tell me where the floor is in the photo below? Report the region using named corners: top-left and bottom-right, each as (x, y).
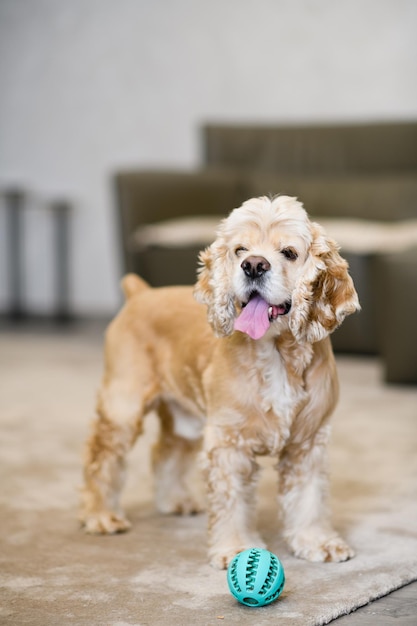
top-left (2, 315), bottom-right (416, 625)
top-left (334, 583), bottom-right (417, 625)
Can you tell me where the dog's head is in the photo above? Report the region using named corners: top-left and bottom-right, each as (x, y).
top-left (194, 196), bottom-right (360, 343)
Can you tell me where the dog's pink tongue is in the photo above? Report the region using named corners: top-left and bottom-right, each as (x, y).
top-left (234, 294), bottom-right (270, 340)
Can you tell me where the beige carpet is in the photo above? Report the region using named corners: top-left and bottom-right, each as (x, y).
top-left (1, 328), bottom-right (417, 626)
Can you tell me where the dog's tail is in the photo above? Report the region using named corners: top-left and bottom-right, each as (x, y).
top-left (121, 273), bottom-right (150, 300)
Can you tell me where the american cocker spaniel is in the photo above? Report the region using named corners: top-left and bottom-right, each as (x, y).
top-left (81, 196), bottom-right (360, 569)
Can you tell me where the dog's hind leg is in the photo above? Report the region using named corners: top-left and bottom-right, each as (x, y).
top-left (152, 400), bottom-right (205, 516)
top-left (80, 376), bottom-right (146, 534)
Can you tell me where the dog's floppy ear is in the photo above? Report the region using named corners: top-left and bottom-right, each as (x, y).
top-left (289, 222), bottom-right (360, 343)
top-left (194, 240), bottom-right (237, 337)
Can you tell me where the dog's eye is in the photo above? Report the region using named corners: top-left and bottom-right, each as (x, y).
top-left (235, 246), bottom-right (248, 256)
top-left (281, 247), bottom-right (298, 261)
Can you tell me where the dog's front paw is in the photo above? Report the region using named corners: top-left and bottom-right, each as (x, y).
top-left (157, 493), bottom-right (205, 516)
top-left (209, 537), bottom-right (267, 570)
top-left (81, 511), bottom-right (131, 535)
top-left (288, 531), bottom-right (354, 563)
top-left (209, 547), bottom-right (244, 570)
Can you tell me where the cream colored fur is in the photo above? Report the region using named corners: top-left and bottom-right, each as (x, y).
top-left (81, 196), bottom-right (360, 569)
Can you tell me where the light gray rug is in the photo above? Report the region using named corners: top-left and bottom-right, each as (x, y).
top-left (1, 329), bottom-right (417, 626)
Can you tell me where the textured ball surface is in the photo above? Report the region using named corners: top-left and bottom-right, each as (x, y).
top-left (227, 548), bottom-right (285, 607)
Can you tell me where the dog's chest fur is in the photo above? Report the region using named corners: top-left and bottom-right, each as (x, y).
top-left (259, 343), bottom-right (299, 414)
top-left (249, 341), bottom-right (307, 453)
top-left (167, 335), bottom-right (311, 457)
top-left (200, 339), bottom-right (310, 457)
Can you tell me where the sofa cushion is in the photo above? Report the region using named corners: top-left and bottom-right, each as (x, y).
top-left (131, 245), bottom-right (205, 287)
top-left (131, 215), bottom-right (223, 250)
top-left (132, 212), bottom-right (417, 256)
top-left (317, 218), bottom-right (417, 254)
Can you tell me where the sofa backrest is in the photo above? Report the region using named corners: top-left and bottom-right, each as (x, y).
top-left (114, 169), bottom-right (244, 275)
top-left (242, 172), bottom-right (417, 221)
top-left (203, 122), bottom-right (417, 176)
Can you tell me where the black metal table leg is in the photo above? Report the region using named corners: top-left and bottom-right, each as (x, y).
top-left (51, 200), bottom-right (72, 322)
top-left (4, 188), bottom-right (26, 320)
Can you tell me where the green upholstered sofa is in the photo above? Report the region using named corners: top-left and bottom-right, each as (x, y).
top-left (115, 121), bottom-right (417, 381)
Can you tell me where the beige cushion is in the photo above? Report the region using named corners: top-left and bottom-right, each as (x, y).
top-left (131, 216), bottom-right (224, 250)
top-left (317, 218), bottom-right (417, 254)
top-left (133, 214), bottom-right (417, 255)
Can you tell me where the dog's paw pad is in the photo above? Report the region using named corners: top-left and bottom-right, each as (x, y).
top-left (322, 537), bottom-right (355, 562)
top-left (82, 512), bottom-right (131, 535)
top-left (289, 532), bottom-right (354, 563)
top-left (209, 549), bottom-right (239, 570)
top-left (209, 537), bottom-right (267, 570)
top-left (157, 494), bottom-right (205, 516)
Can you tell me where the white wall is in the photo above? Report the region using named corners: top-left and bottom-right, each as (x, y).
top-left (1, 0), bottom-right (416, 315)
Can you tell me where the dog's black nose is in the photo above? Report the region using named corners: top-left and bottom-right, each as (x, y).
top-left (241, 256), bottom-right (271, 279)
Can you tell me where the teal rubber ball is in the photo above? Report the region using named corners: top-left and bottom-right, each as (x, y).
top-left (227, 548), bottom-right (285, 607)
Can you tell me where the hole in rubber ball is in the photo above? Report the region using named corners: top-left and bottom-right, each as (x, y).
top-left (243, 597), bottom-right (259, 606)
